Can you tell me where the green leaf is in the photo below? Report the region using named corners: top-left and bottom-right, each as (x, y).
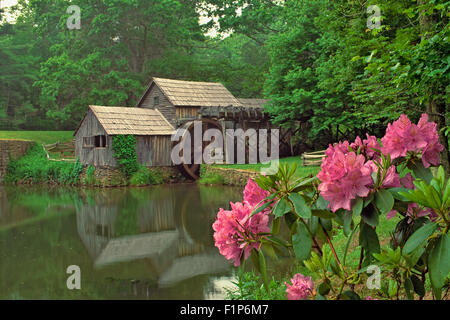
top-left (271, 217), bottom-right (281, 235)
top-left (313, 196), bottom-right (329, 210)
top-left (318, 281), bottom-right (330, 295)
top-left (284, 212), bottom-right (298, 233)
top-left (361, 204), bottom-right (379, 227)
top-left (320, 217), bottom-right (332, 232)
top-left (266, 236), bottom-right (290, 248)
top-left (412, 162), bottom-right (433, 183)
top-left (289, 193), bottom-right (311, 218)
top-left (404, 245), bottom-right (425, 268)
top-left (410, 275), bottom-right (425, 297)
top-left (404, 277), bottom-right (414, 300)
top-left (258, 249), bottom-right (269, 289)
top-left (250, 249), bottom-right (261, 273)
top-left (359, 223), bottom-right (380, 261)
top-left (262, 242), bottom-right (277, 260)
top-left (388, 187), bottom-right (411, 202)
top-left (273, 198), bottom-right (291, 218)
top-left (250, 199), bottom-right (275, 217)
top-left (292, 221), bottom-right (312, 261)
top-left (343, 211), bottom-right (353, 236)
top-left (308, 216), bottom-right (319, 236)
top-left (428, 234), bottom-right (450, 299)
top-left (311, 209), bottom-right (335, 219)
top-left (352, 197), bottom-right (363, 215)
top-left (341, 290), bottom-right (360, 300)
top-left (374, 189), bottom-right (394, 215)
top-left (403, 222), bottom-right (437, 255)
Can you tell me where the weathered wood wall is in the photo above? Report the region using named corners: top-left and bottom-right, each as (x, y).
top-left (138, 83), bottom-right (177, 127)
top-left (176, 106), bottom-right (200, 123)
top-left (75, 110), bottom-right (117, 166)
top-left (136, 135), bottom-right (172, 166)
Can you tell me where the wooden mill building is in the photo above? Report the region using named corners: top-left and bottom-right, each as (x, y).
top-left (74, 105), bottom-right (174, 167)
top-left (135, 77), bottom-right (244, 127)
top-left (74, 77), bottom-right (283, 178)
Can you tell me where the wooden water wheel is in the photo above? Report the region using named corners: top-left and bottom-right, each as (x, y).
top-left (174, 118), bottom-right (222, 180)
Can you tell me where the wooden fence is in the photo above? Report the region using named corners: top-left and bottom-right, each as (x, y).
top-left (43, 140), bottom-right (75, 162)
top-left (302, 150), bottom-right (326, 166)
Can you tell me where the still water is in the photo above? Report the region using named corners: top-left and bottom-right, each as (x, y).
top-left (0, 184), bottom-right (244, 299)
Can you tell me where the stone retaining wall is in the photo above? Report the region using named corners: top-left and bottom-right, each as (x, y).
top-left (0, 140), bottom-right (33, 182)
top-left (202, 166), bottom-right (260, 187)
top-left (79, 165), bottom-right (182, 187)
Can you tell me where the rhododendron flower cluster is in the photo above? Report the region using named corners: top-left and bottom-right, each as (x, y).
top-left (243, 178), bottom-right (271, 208)
top-left (318, 114), bottom-right (442, 212)
top-left (213, 179), bottom-right (271, 266)
top-left (318, 145), bottom-right (374, 212)
top-left (381, 114), bottom-right (443, 167)
top-left (285, 273), bottom-right (314, 300)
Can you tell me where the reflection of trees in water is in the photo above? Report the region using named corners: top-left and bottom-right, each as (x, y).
top-left (0, 185), bottom-right (77, 227)
top-left (74, 185), bottom-right (242, 296)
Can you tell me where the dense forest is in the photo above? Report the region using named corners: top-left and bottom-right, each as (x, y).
top-left (0, 0), bottom-right (448, 164)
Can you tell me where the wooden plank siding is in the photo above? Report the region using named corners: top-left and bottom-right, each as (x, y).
top-left (136, 135), bottom-right (172, 166)
top-left (139, 83), bottom-right (177, 127)
top-left (175, 106), bottom-right (200, 122)
top-left (74, 110), bottom-right (117, 166)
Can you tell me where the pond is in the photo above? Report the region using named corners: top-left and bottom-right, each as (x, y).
top-left (0, 184), bottom-right (247, 299)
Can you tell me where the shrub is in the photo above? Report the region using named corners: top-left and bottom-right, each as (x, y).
top-left (226, 271), bottom-right (287, 300)
top-left (213, 113), bottom-right (450, 300)
top-left (111, 135), bottom-right (139, 177)
top-left (198, 173), bottom-right (225, 185)
top-left (83, 165), bottom-right (96, 186)
top-left (5, 143), bottom-right (83, 185)
top-left (129, 166), bottom-right (163, 186)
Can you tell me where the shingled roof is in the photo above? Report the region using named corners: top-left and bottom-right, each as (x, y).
top-left (137, 77), bottom-right (243, 107)
top-left (238, 98), bottom-right (270, 109)
top-left (75, 105), bottom-right (175, 136)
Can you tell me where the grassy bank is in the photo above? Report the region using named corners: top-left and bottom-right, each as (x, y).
top-left (199, 156), bottom-right (320, 186)
top-left (0, 131), bottom-right (74, 144)
top-left (215, 156), bottom-right (320, 177)
top-left (5, 143), bottom-right (83, 185)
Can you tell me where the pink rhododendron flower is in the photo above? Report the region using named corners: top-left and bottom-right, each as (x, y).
top-left (386, 210), bottom-right (398, 220)
top-left (381, 114), bottom-right (412, 159)
top-left (381, 165), bottom-right (401, 188)
top-left (363, 134), bottom-right (381, 159)
top-left (350, 134), bottom-right (381, 160)
top-left (381, 114), bottom-right (443, 167)
top-left (212, 201), bottom-right (270, 266)
top-left (386, 203), bottom-right (437, 223)
top-left (400, 173), bottom-right (415, 189)
top-left (318, 148), bottom-right (374, 212)
top-left (422, 140), bottom-right (443, 168)
top-left (285, 273), bottom-right (314, 300)
top-left (243, 178), bottom-right (271, 208)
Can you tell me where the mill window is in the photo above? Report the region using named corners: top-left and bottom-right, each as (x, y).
top-left (94, 135), bottom-right (107, 148)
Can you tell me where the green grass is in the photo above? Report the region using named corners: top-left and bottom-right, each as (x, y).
top-left (215, 156), bottom-right (320, 178)
top-left (5, 143), bottom-right (83, 185)
top-left (198, 173), bottom-right (225, 185)
top-left (0, 131), bottom-right (74, 144)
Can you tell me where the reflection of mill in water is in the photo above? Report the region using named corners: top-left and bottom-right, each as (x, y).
top-left (75, 186), bottom-right (231, 297)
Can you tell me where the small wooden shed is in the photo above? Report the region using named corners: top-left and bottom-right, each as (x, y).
top-left (74, 105), bottom-right (175, 167)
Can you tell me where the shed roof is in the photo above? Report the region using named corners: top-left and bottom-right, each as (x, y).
top-left (238, 98), bottom-right (269, 108)
top-left (77, 105), bottom-right (175, 136)
top-left (137, 77), bottom-right (243, 108)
